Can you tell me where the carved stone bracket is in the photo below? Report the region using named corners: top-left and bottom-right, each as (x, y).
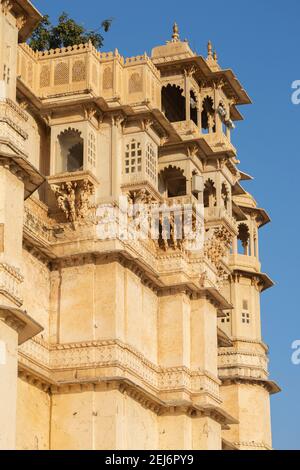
top-left (48, 171), bottom-right (99, 227)
top-left (1, 0), bottom-right (12, 15)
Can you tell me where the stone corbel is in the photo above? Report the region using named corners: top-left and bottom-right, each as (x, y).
top-left (184, 66), bottom-right (196, 78)
top-left (16, 14), bottom-right (26, 31)
top-left (141, 118), bottom-right (154, 132)
top-left (49, 171), bottom-right (99, 227)
top-left (83, 104), bottom-right (97, 122)
top-left (111, 113), bottom-right (126, 129)
top-left (0, 305), bottom-right (43, 345)
top-left (187, 144), bottom-right (199, 158)
top-left (1, 0), bottom-right (12, 15)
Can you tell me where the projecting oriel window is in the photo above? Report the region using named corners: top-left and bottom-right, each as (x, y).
top-left (146, 143), bottom-right (157, 183)
top-left (125, 140), bottom-right (142, 175)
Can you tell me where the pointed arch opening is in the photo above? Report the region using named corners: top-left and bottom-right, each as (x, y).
top-left (162, 84), bottom-right (186, 123)
top-left (159, 166), bottom-right (186, 198)
top-left (58, 128), bottom-right (84, 173)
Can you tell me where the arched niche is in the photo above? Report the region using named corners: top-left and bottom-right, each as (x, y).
top-left (159, 165), bottom-right (187, 198)
top-left (204, 178), bottom-right (217, 208)
top-left (57, 128), bottom-right (84, 173)
top-left (237, 223), bottom-right (250, 255)
top-left (162, 84), bottom-right (186, 123)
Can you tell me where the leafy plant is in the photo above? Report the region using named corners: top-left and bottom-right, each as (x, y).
top-left (29, 12), bottom-right (113, 51)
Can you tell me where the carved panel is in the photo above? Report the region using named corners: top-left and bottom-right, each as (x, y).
top-left (54, 62), bottom-right (69, 86)
top-left (72, 60), bottom-right (86, 82)
top-left (129, 72), bottom-right (142, 93)
top-left (103, 66), bottom-right (113, 90)
top-left (40, 65), bottom-right (51, 88)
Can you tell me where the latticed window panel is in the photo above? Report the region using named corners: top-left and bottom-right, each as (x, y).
top-left (129, 72), bottom-right (142, 93)
top-left (40, 65), bottom-right (51, 88)
top-left (146, 143), bottom-right (157, 183)
top-left (54, 62), bottom-right (69, 86)
top-left (103, 66), bottom-right (113, 90)
top-left (125, 140), bottom-right (142, 175)
top-left (21, 57), bottom-right (26, 82)
top-left (92, 64), bottom-right (98, 87)
top-left (72, 60), bottom-right (86, 82)
top-left (28, 62), bottom-right (33, 88)
top-left (88, 132), bottom-right (96, 167)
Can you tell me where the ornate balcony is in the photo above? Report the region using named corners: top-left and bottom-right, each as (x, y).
top-left (204, 206), bottom-right (237, 234)
top-left (202, 132), bottom-right (236, 155)
top-left (172, 120), bottom-right (200, 140)
top-left (229, 253), bottom-right (261, 273)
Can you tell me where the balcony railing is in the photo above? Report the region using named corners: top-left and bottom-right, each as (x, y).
top-left (202, 132), bottom-right (236, 154)
top-left (172, 120), bottom-right (200, 139)
top-left (229, 253), bottom-right (261, 273)
top-left (204, 206), bottom-right (237, 231)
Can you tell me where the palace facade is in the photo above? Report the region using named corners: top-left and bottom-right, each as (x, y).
top-left (0, 0), bottom-right (279, 450)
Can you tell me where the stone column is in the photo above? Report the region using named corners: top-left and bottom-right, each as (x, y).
top-left (0, 307), bottom-right (42, 449)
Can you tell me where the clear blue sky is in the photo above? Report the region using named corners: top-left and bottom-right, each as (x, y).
top-left (33, 0), bottom-right (300, 450)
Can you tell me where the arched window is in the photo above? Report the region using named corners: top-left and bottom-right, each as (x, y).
top-left (159, 166), bottom-right (186, 198)
top-left (237, 223), bottom-right (250, 255)
top-left (201, 96), bottom-right (215, 133)
top-left (58, 129), bottom-right (84, 173)
top-left (162, 84), bottom-right (186, 122)
top-left (204, 179), bottom-right (217, 208)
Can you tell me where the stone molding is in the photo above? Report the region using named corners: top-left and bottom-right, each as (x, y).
top-left (19, 337), bottom-right (221, 401)
top-left (0, 262), bottom-right (24, 306)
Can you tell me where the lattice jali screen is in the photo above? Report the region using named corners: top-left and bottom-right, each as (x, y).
top-left (54, 62), bottom-right (69, 86)
top-left (72, 60), bottom-right (86, 82)
top-left (92, 63), bottom-right (98, 87)
top-left (103, 66), bottom-right (113, 90)
top-left (88, 132), bottom-right (96, 167)
top-left (40, 65), bottom-right (51, 88)
top-left (27, 62), bottom-right (33, 89)
top-left (129, 72), bottom-right (142, 93)
top-left (146, 143), bottom-right (157, 183)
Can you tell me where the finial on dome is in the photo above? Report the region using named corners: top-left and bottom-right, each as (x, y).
top-left (172, 22), bottom-right (180, 42)
top-left (207, 40), bottom-right (213, 58)
top-left (213, 50), bottom-right (218, 61)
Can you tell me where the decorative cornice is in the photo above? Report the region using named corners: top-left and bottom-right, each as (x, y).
top-left (17, 367), bottom-right (235, 428)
